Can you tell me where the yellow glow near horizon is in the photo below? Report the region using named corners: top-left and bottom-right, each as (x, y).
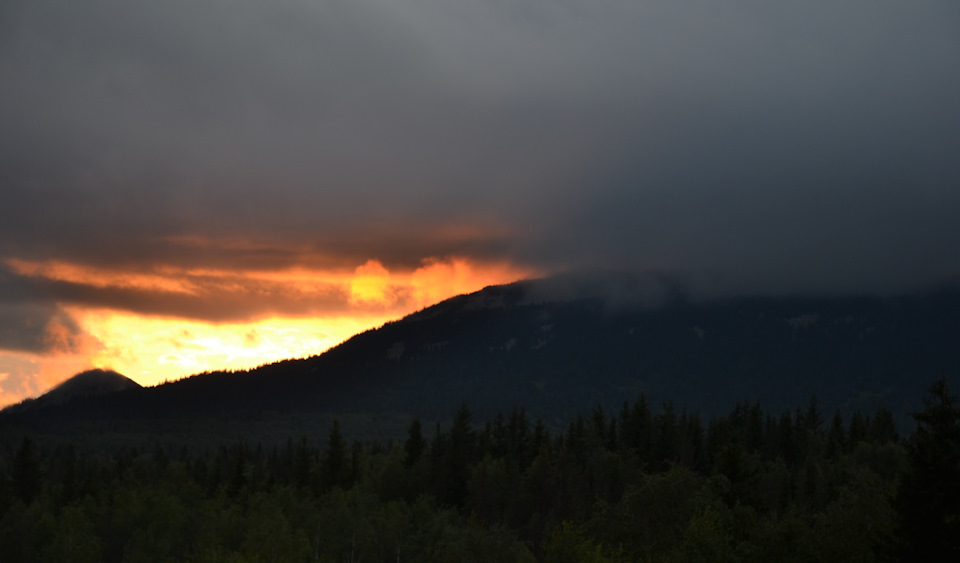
top-left (0, 256), bottom-right (536, 403)
top-left (71, 308), bottom-right (395, 387)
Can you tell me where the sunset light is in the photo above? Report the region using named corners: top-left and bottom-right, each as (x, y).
top-left (0, 255), bottom-right (534, 405)
top-left (74, 309), bottom-right (389, 387)
top-left (2, 1), bottom-right (958, 556)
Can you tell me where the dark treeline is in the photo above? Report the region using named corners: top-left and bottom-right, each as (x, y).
top-left (0, 382), bottom-right (958, 562)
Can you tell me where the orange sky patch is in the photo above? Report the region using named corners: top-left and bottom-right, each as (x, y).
top-left (349, 259), bottom-right (394, 306)
top-left (70, 308), bottom-right (387, 387)
top-left (6, 258), bottom-right (198, 294)
top-left (0, 255), bottom-right (535, 403)
top-left (410, 257), bottom-right (523, 308)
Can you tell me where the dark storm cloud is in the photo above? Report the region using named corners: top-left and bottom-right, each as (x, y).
top-left (2, 0), bottom-right (959, 311)
top-left (0, 265), bottom-right (87, 352)
top-left (0, 302), bottom-right (80, 353)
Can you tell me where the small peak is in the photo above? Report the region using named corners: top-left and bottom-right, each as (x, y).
top-left (41, 369), bottom-right (142, 405)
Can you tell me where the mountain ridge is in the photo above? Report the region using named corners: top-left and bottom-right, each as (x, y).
top-left (3, 274), bottom-right (959, 445)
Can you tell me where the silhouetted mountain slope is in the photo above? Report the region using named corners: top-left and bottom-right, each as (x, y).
top-left (309, 280), bottom-right (960, 423)
top-left (1, 369), bottom-right (141, 414)
top-left (3, 275), bottom-right (959, 445)
top-left (48, 369), bottom-right (141, 398)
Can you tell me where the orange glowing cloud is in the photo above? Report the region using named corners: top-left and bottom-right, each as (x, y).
top-left (6, 258), bottom-right (197, 294)
top-left (0, 254), bottom-right (536, 403)
top-left (409, 257), bottom-right (523, 308)
top-left (349, 259), bottom-right (395, 306)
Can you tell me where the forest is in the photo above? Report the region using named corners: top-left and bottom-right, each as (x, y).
top-left (0, 381), bottom-right (957, 562)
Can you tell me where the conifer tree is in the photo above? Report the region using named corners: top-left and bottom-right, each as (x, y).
top-left (321, 420), bottom-right (346, 490)
top-left (777, 411), bottom-right (796, 463)
top-left (847, 410), bottom-right (869, 453)
top-left (869, 406), bottom-right (899, 444)
top-left (227, 442), bottom-right (247, 497)
top-left (508, 406), bottom-right (529, 461)
top-left (404, 418), bottom-right (427, 467)
top-left (894, 379), bottom-right (960, 561)
top-left (294, 437), bottom-right (311, 489)
top-left (745, 401), bottom-right (765, 453)
top-left (532, 417), bottom-right (549, 454)
top-left (827, 410), bottom-right (845, 459)
top-left (12, 436), bottom-right (41, 504)
top-left (654, 401), bottom-right (678, 469)
top-left (443, 403), bottom-right (475, 507)
top-left (803, 395), bottom-right (824, 433)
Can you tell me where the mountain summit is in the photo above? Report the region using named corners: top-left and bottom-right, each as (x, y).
top-left (0, 369), bottom-right (142, 421)
top-left (42, 369), bottom-right (142, 405)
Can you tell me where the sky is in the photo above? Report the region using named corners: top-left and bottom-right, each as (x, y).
top-left (2, 0), bottom-right (959, 406)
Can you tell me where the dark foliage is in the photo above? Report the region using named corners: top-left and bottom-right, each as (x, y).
top-left (1, 385), bottom-right (945, 561)
top-left (894, 379), bottom-right (960, 561)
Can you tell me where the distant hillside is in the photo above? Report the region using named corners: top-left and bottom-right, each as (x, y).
top-left (3, 274), bottom-right (959, 446)
top-left (2, 369), bottom-right (141, 414)
top-left (47, 369), bottom-right (142, 399)
top-left (301, 276), bottom-right (960, 425)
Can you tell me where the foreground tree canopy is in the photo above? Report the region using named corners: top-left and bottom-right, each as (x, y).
top-left (0, 381), bottom-right (957, 562)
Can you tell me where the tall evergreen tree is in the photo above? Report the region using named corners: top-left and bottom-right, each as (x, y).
top-left (869, 406), bottom-right (899, 445)
top-left (227, 442), bottom-right (247, 497)
top-left (803, 395), bottom-right (824, 433)
top-left (11, 436), bottom-right (41, 504)
top-left (443, 404), bottom-right (475, 507)
top-left (294, 437), bottom-right (312, 489)
top-left (404, 418), bottom-right (427, 468)
top-left (629, 393), bottom-right (654, 459)
top-left (847, 410), bottom-right (869, 453)
top-left (894, 379), bottom-right (960, 562)
top-left (683, 411), bottom-right (704, 469)
top-left (826, 410), bottom-right (846, 459)
top-left (589, 406), bottom-right (607, 445)
top-left (745, 401), bottom-right (765, 453)
top-left (508, 407), bottom-right (528, 447)
top-left (532, 417), bottom-right (549, 454)
top-left (654, 401), bottom-right (679, 469)
top-left (321, 420), bottom-right (346, 490)
top-left (777, 411), bottom-right (796, 463)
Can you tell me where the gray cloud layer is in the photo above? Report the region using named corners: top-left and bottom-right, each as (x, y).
top-left (2, 0), bottom-right (959, 315)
